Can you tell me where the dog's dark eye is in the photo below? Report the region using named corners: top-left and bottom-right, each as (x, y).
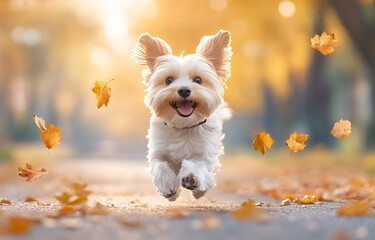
top-left (193, 77), bottom-right (202, 84)
top-left (166, 77), bottom-right (174, 85)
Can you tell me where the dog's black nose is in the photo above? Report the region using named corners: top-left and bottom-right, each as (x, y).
top-left (178, 87), bottom-right (191, 98)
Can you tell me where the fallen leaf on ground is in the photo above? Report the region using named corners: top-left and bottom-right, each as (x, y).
top-left (200, 216), bottom-right (220, 229)
top-left (37, 202), bottom-right (51, 206)
top-left (18, 164), bottom-right (47, 182)
top-left (24, 197), bottom-right (37, 202)
top-left (86, 203), bottom-right (111, 215)
top-left (331, 230), bottom-right (350, 240)
top-left (231, 199), bottom-right (271, 222)
top-left (58, 206), bottom-right (77, 216)
top-left (118, 218), bottom-right (143, 228)
top-left (0, 199), bottom-right (11, 205)
top-left (92, 80), bottom-right (113, 109)
top-left (337, 201), bottom-right (372, 216)
top-left (169, 209), bottom-right (189, 218)
top-left (331, 119), bottom-right (351, 140)
top-left (55, 183), bottom-right (90, 206)
top-left (280, 198), bottom-right (291, 206)
top-left (311, 31), bottom-right (337, 55)
top-left (0, 217), bottom-right (33, 235)
top-left (286, 131), bottom-right (309, 153)
top-left (33, 114), bottom-right (61, 149)
top-left (253, 131), bottom-right (275, 155)
top-left (295, 195), bottom-right (317, 204)
top-left (267, 189), bottom-right (280, 199)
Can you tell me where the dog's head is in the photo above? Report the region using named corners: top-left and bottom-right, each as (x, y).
top-left (132, 30), bottom-right (232, 128)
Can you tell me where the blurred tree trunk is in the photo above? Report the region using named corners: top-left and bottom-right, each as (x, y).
top-left (306, 2), bottom-right (331, 145)
top-left (329, 0), bottom-right (375, 147)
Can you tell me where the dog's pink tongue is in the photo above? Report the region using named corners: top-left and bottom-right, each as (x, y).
top-left (177, 100), bottom-right (193, 116)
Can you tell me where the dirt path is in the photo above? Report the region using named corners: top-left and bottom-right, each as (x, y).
top-left (0, 159), bottom-right (374, 240)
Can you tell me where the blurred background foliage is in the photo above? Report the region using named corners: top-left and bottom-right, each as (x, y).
top-left (0, 0), bottom-right (374, 160)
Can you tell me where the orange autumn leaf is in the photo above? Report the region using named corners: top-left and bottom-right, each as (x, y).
top-left (294, 195), bottom-right (318, 204)
top-left (92, 80), bottom-right (112, 109)
top-left (37, 202), bottom-right (51, 206)
top-left (286, 131), bottom-right (309, 153)
top-left (118, 218), bottom-right (143, 228)
top-left (18, 164), bottom-right (47, 182)
top-left (231, 199), bottom-right (271, 222)
top-left (40, 123), bottom-right (61, 149)
top-left (24, 197), bottom-right (37, 202)
top-left (337, 201), bottom-right (372, 216)
top-left (311, 31), bottom-right (338, 55)
top-left (55, 183), bottom-right (91, 206)
top-left (0, 217), bottom-right (32, 235)
top-left (169, 209), bottom-right (189, 218)
top-left (331, 119), bottom-right (352, 140)
top-left (200, 216), bottom-right (220, 229)
top-left (58, 206), bottom-right (77, 215)
top-left (0, 199), bottom-right (11, 205)
top-left (280, 198), bottom-right (291, 206)
top-left (33, 113), bottom-right (61, 149)
top-left (253, 131), bottom-right (275, 155)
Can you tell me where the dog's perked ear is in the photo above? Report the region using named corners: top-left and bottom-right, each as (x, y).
top-left (132, 33), bottom-right (172, 70)
top-left (196, 30), bottom-right (232, 81)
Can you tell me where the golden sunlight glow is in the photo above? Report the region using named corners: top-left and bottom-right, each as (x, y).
top-left (278, 1), bottom-right (296, 18)
top-left (90, 48), bottom-right (111, 67)
top-left (103, 1), bottom-right (128, 51)
top-left (209, 0), bottom-right (228, 11)
top-left (242, 40), bottom-right (261, 59)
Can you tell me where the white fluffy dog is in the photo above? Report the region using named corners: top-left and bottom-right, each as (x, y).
top-left (132, 30), bottom-right (232, 200)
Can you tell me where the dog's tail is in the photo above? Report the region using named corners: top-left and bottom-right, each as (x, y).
top-left (219, 102), bottom-right (232, 121)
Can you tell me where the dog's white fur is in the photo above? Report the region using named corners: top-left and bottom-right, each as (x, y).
top-left (132, 30), bottom-right (232, 200)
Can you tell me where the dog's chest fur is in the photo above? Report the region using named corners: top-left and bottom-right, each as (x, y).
top-left (147, 112), bottom-right (223, 166)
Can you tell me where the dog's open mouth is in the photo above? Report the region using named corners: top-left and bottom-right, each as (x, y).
top-left (170, 100), bottom-right (198, 118)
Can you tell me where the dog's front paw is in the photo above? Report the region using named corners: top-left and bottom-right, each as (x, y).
top-left (162, 189), bottom-right (177, 198)
top-left (182, 173), bottom-right (198, 190)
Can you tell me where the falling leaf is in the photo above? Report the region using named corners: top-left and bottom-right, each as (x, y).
top-left (253, 131), bottom-right (275, 155)
top-left (58, 206), bottom-right (77, 216)
top-left (33, 113), bottom-right (47, 134)
top-left (311, 31), bottom-right (338, 55)
top-left (18, 164), bottom-right (47, 182)
top-left (92, 80), bottom-right (112, 109)
top-left (286, 131), bottom-right (309, 153)
top-left (331, 119), bottom-right (352, 140)
top-left (33, 114), bottom-right (61, 149)
top-left (86, 203), bottom-right (111, 215)
top-left (40, 123), bottom-right (61, 149)
top-left (0, 199), bottom-right (11, 205)
top-left (337, 201), bottom-right (372, 216)
top-left (25, 197), bottom-right (37, 202)
top-left (231, 199), bottom-right (271, 222)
